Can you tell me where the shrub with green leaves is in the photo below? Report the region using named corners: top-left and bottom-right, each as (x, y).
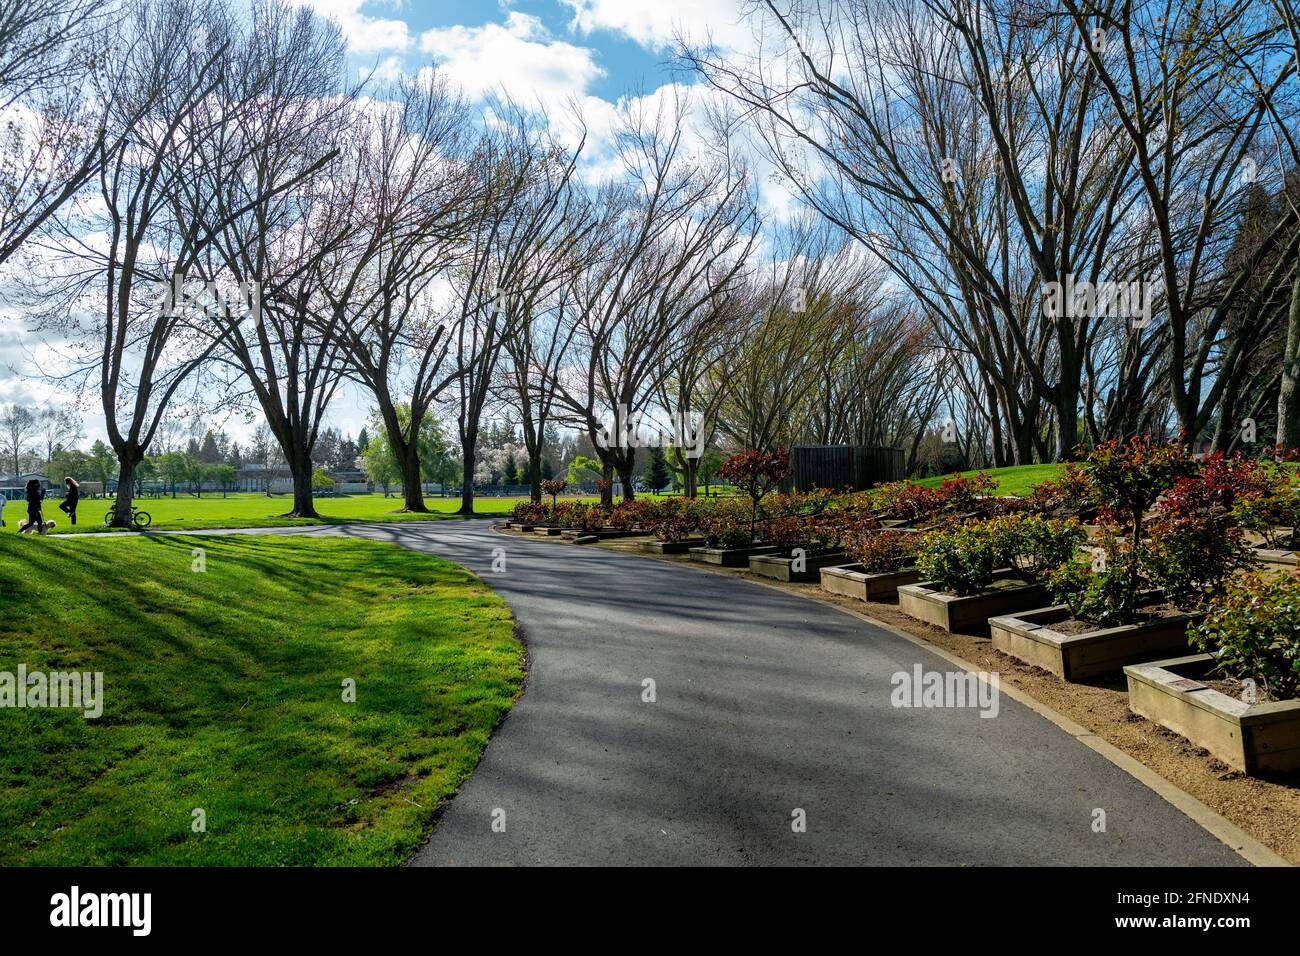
top-left (1047, 532), bottom-right (1144, 627)
top-left (919, 514), bottom-right (1084, 596)
top-left (916, 521), bottom-right (1008, 596)
top-left (999, 514), bottom-right (1086, 582)
top-left (1144, 515), bottom-right (1256, 610)
top-left (1192, 572), bottom-right (1300, 701)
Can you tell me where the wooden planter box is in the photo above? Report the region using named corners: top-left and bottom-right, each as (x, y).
top-left (1125, 654), bottom-right (1300, 774)
top-left (689, 545), bottom-right (778, 567)
top-left (1252, 548), bottom-right (1298, 572)
top-left (748, 550), bottom-right (850, 583)
top-left (989, 604), bottom-right (1201, 681)
top-left (820, 563), bottom-right (922, 601)
top-left (641, 537), bottom-right (706, 554)
top-left (560, 528), bottom-right (641, 541)
top-left (1244, 527), bottom-right (1297, 548)
top-left (897, 574), bottom-right (1048, 633)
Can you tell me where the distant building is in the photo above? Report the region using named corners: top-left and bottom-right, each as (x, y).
top-left (0, 473), bottom-right (53, 501)
top-left (235, 463), bottom-right (294, 494)
top-left (326, 467), bottom-right (369, 494)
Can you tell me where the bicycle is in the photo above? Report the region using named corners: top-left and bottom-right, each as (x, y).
top-left (104, 505), bottom-right (152, 530)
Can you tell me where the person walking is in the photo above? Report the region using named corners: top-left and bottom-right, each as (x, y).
top-left (18, 478), bottom-right (47, 534)
top-left (58, 476), bottom-right (79, 525)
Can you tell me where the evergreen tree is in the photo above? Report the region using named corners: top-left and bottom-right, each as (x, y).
top-left (644, 446), bottom-right (670, 494)
top-left (540, 457), bottom-right (555, 480)
top-left (504, 453), bottom-right (519, 485)
top-left (199, 430), bottom-right (221, 463)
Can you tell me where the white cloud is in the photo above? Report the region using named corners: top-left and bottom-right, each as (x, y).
top-left (301, 0), bottom-right (411, 54)
top-left (419, 12), bottom-right (605, 107)
top-left (368, 55), bottom-right (404, 82)
top-left (560, 0), bottom-right (752, 52)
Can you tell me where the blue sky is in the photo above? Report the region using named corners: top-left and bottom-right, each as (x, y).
top-left (306, 0), bottom-right (751, 104)
top-left (366, 0), bottom-right (670, 100)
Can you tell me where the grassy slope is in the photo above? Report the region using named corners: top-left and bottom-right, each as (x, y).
top-left (0, 534), bottom-right (523, 865)
top-left (910, 463), bottom-right (1065, 496)
top-left (43, 492), bottom-right (594, 534)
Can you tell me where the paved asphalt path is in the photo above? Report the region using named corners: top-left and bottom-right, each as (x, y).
top-left (115, 519), bottom-right (1247, 866)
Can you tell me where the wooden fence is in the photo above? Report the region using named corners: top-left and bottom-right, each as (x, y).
top-left (790, 444), bottom-right (905, 492)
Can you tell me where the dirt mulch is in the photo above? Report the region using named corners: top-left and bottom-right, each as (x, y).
top-left (497, 526), bottom-right (1300, 864)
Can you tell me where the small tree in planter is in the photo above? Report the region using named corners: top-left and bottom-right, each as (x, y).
top-left (1191, 571), bottom-right (1300, 701)
top-left (1070, 436), bottom-right (1197, 617)
top-left (1083, 435), bottom-right (1195, 535)
top-left (1047, 447), bottom-right (1255, 625)
top-left (1048, 530), bottom-right (1145, 627)
top-left (720, 448), bottom-right (791, 543)
top-left (540, 478), bottom-right (567, 519)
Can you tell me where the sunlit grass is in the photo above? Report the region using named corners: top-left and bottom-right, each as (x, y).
top-left (47, 492), bottom-right (595, 534)
top-left (910, 463), bottom-right (1066, 496)
top-left (0, 533), bottom-right (523, 865)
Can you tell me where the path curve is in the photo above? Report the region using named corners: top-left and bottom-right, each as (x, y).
top-left (274, 520), bottom-right (1244, 867)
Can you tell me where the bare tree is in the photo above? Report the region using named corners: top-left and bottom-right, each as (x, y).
top-left (190, 0), bottom-right (354, 517)
top-left (0, 0), bottom-right (126, 265)
top-left (0, 403), bottom-right (37, 474)
top-left (552, 93), bottom-right (757, 505)
top-left (449, 106), bottom-right (589, 514)
top-left (29, 0), bottom-right (331, 525)
top-left (324, 72), bottom-right (477, 513)
top-left (37, 405), bottom-right (82, 471)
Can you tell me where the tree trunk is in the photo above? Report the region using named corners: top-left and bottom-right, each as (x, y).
top-left (685, 456), bottom-right (699, 500)
top-left (286, 454), bottom-right (319, 518)
top-left (528, 455), bottom-right (541, 503)
top-left (401, 446), bottom-right (427, 513)
top-left (110, 452), bottom-right (138, 527)
top-left (459, 444), bottom-right (476, 515)
top-left (617, 462), bottom-right (635, 502)
top-left (600, 460), bottom-right (614, 510)
top-left (1278, 276), bottom-right (1300, 450)
top-left (1054, 393), bottom-right (1079, 462)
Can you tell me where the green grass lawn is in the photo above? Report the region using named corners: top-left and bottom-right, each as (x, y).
top-left (911, 463), bottom-right (1066, 496)
top-left (42, 492), bottom-right (573, 534)
top-left (0, 533), bottom-right (524, 865)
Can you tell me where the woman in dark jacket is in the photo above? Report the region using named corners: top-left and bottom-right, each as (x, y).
top-left (58, 476), bottom-right (79, 525)
top-left (19, 478), bottom-right (46, 534)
